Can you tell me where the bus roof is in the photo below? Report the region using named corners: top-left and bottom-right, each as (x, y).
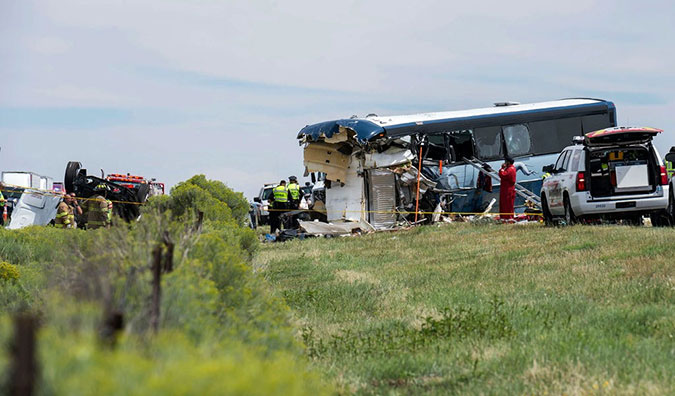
top-left (297, 98), bottom-right (615, 143)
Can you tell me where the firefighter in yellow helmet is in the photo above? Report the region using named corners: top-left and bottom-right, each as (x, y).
top-left (87, 184), bottom-right (112, 229)
top-left (269, 180), bottom-right (288, 234)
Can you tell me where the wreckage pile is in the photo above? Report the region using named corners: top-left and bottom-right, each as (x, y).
top-left (299, 124), bottom-right (444, 233)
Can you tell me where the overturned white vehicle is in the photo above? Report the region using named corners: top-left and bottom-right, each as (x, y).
top-left (297, 99), bottom-right (617, 231)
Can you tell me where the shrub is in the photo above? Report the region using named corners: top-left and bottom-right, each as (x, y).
top-left (0, 175), bottom-right (332, 395)
top-left (0, 261), bottom-right (19, 282)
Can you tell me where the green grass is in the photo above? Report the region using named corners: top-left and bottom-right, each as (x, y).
top-left (255, 223), bottom-right (675, 395)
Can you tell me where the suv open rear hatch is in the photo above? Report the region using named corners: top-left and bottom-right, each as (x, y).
top-left (584, 127), bottom-right (662, 146)
top-left (585, 127), bottom-right (662, 197)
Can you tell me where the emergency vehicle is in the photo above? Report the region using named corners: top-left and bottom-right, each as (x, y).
top-left (106, 173), bottom-right (165, 196)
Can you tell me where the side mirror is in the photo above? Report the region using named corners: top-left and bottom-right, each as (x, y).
top-left (665, 152), bottom-right (675, 164)
top-left (253, 197), bottom-right (261, 203)
top-left (542, 164), bottom-right (555, 173)
top-left (311, 173), bottom-right (316, 184)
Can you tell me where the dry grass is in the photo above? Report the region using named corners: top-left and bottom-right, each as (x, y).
top-left (256, 223), bottom-right (675, 395)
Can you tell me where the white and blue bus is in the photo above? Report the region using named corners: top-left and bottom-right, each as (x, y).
top-left (298, 98), bottom-right (616, 216)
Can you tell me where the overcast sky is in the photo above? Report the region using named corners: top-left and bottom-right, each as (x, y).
top-left (1, 0), bottom-right (674, 198)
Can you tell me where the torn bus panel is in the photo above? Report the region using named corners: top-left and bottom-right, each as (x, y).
top-left (363, 147), bottom-right (413, 169)
top-left (325, 156), bottom-right (365, 222)
top-left (303, 142), bottom-right (351, 183)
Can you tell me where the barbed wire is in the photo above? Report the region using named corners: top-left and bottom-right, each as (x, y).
top-left (0, 184), bottom-right (145, 206)
top-left (0, 184), bottom-right (541, 217)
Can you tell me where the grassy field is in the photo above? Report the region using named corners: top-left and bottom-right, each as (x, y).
top-left (255, 223), bottom-right (675, 395)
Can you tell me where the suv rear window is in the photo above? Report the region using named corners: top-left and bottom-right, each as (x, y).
top-left (569, 149), bottom-right (582, 172)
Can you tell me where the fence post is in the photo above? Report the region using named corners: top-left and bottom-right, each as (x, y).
top-left (9, 314), bottom-right (38, 396)
top-left (100, 310), bottom-right (124, 347)
top-left (162, 231), bottom-right (174, 274)
top-left (150, 245), bottom-right (162, 334)
top-left (194, 211), bottom-right (204, 232)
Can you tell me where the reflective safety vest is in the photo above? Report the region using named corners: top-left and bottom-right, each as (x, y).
top-left (0, 191), bottom-right (5, 207)
top-left (273, 185), bottom-right (288, 202)
top-left (288, 183), bottom-right (301, 200)
top-left (667, 160), bottom-right (674, 178)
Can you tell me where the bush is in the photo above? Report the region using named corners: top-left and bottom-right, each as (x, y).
top-left (0, 261), bottom-right (19, 282)
top-left (0, 175), bottom-right (332, 395)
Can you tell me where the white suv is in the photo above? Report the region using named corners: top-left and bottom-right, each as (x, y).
top-left (540, 127), bottom-right (670, 225)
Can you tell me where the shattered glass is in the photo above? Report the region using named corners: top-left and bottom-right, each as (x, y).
top-left (503, 124), bottom-right (531, 157)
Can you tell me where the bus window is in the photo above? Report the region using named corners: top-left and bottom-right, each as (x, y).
top-left (473, 126), bottom-right (502, 160)
top-left (582, 113), bottom-right (612, 133)
top-left (503, 124), bottom-right (531, 157)
top-left (449, 130), bottom-right (474, 161)
top-left (528, 117), bottom-right (582, 155)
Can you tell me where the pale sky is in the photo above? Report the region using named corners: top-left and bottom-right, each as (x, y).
top-left (1, 0), bottom-right (673, 198)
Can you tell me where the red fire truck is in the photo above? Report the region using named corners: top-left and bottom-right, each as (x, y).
top-left (105, 173), bottom-right (165, 196)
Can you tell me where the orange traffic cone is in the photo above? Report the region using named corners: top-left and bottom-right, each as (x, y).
top-left (2, 206), bottom-right (7, 223)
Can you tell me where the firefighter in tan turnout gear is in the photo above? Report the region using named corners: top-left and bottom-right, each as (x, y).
top-left (55, 193), bottom-right (81, 229)
top-left (87, 184), bottom-right (112, 229)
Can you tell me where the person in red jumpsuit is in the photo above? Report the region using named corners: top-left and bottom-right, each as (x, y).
top-left (498, 156), bottom-right (517, 220)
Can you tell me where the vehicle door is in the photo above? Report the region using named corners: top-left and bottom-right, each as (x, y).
top-left (547, 150), bottom-right (570, 214)
top-left (560, 149), bottom-right (581, 197)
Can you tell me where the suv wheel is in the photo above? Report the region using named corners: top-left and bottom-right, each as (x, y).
top-left (541, 194), bottom-right (554, 226)
top-left (563, 195), bottom-right (576, 225)
top-left (650, 211), bottom-right (669, 227)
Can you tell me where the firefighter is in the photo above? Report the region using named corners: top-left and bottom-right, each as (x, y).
top-left (55, 193), bottom-right (79, 229)
top-left (498, 156), bottom-right (517, 220)
top-left (0, 182), bottom-right (6, 226)
top-left (269, 180), bottom-right (288, 234)
top-left (69, 193), bottom-right (83, 228)
top-left (106, 198), bottom-right (113, 227)
top-left (87, 184), bottom-right (111, 229)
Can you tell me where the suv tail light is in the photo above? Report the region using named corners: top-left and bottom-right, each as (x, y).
top-left (576, 171), bottom-right (587, 191)
top-left (610, 170), bottom-right (617, 186)
top-left (660, 165), bottom-right (668, 185)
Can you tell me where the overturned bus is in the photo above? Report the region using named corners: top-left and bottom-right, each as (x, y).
top-left (297, 98), bottom-right (616, 229)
